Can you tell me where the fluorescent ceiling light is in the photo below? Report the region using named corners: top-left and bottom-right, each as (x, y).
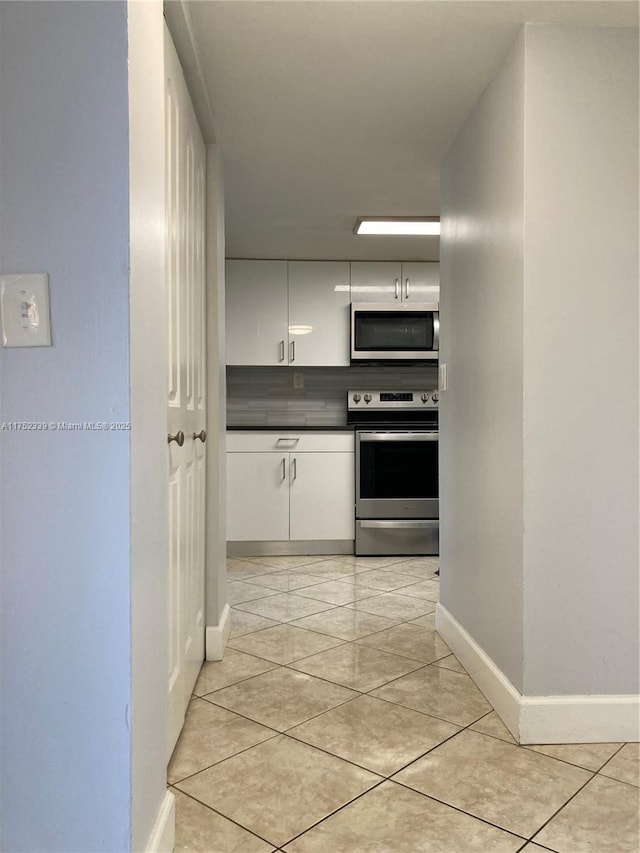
top-left (355, 217), bottom-right (440, 236)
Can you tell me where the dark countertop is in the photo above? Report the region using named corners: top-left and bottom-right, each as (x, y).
top-left (227, 424), bottom-right (353, 432)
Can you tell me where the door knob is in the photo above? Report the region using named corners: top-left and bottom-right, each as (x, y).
top-left (168, 430), bottom-right (185, 447)
top-left (193, 429), bottom-right (207, 443)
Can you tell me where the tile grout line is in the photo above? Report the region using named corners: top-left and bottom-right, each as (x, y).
top-left (271, 776), bottom-right (390, 850)
top-left (169, 726), bottom-right (282, 786)
top-left (391, 779), bottom-right (533, 845)
top-left (199, 669), bottom-right (364, 732)
top-left (170, 784), bottom-right (280, 849)
top-left (595, 771), bottom-right (640, 790)
top-left (526, 767), bottom-right (600, 846)
top-left (470, 724), bottom-right (630, 777)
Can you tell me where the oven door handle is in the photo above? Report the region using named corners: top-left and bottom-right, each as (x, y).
top-left (357, 432), bottom-right (438, 442)
top-left (360, 520), bottom-right (437, 529)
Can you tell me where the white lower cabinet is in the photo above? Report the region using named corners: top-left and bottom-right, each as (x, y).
top-left (226, 451), bottom-right (290, 541)
top-left (289, 451), bottom-right (354, 541)
top-left (227, 431), bottom-right (355, 544)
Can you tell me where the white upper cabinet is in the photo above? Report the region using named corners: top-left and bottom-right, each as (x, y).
top-left (401, 262), bottom-right (440, 303)
top-left (226, 260), bottom-right (288, 365)
top-left (351, 261), bottom-right (439, 303)
top-left (350, 261), bottom-right (402, 303)
top-left (226, 259), bottom-right (350, 366)
top-left (226, 259), bottom-right (439, 366)
top-left (288, 261), bottom-right (350, 366)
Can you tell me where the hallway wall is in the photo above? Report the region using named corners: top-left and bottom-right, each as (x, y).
top-left (440, 23), bottom-right (639, 735)
top-left (0, 2), bottom-right (132, 849)
top-left (439, 32), bottom-right (526, 692)
top-left (0, 1), bottom-right (171, 850)
top-left (522, 24), bottom-right (639, 696)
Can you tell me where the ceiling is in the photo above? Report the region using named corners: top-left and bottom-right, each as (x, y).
top-left (181, 1), bottom-right (638, 261)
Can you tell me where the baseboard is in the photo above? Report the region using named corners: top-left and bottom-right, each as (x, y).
top-left (227, 539), bottom-right (353, 557)
top-left (144, 789), bottom-right (175, 853)
top-left (436, 603), bottom-right (521, 739)
top-left (436, 603), bottom-right (640, 744)
top-left (205, 603), bottom-right (231, 661)
top-left (520, 694), bottom-right (640, 744)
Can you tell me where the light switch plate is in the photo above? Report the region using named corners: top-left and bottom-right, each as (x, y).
top-left (0, 274), bottom-right (52, 347)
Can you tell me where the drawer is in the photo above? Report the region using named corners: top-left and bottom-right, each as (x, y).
top-left (227, 430), bottom-right (354, 453)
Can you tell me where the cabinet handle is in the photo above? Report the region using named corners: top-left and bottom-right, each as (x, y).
top-left (281, 457), bottom-right (286, 480)
top-left (290, 340), bottom-right (295, 362)
top-left (192, 429), bottom-right (207, 443)
top-left (394, 278), bottom-right (399, 299)
top-left (168, 430), bottom-right (185, 447)
top-left (279, 340), bottom-right (285, 362)
top-left (405, 278), bottom-right (410, 300)
top-left (292, 457), bottom-right (297, 480)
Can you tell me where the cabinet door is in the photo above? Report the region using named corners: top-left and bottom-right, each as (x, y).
top-left (227, 452), bottom-right (289, 541)
top-left (350, 261), bottom-right (403, 303)
top-left (226, 260), bottom-right (288, 365)
top-left (401, 262), bottom-right (439, 303)
top-left (289, 452), bottom-right (355, 541)
top-left (288, 261), bottom-right (351, 366)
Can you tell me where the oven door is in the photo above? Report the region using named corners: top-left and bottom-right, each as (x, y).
top-left (356, 431), bottom-right (439, 519)
top-left (351, 303), bottom-right (439, 361)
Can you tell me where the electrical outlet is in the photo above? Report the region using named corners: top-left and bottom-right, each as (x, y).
top-left (293, 372), bottom-right (304, 390)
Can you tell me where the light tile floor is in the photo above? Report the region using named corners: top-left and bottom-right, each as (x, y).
top-left (171, 555), bottom-right (640, 853)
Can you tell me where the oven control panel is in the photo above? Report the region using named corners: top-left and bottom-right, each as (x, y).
top-left (348, 390), bottom-right (439, 410)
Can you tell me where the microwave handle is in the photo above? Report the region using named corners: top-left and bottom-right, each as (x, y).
top-left (433, 312), bottom-right (440, 351)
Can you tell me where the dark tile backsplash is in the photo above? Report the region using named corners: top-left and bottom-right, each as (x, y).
top-left (227, 365), bottom-right (438, 427)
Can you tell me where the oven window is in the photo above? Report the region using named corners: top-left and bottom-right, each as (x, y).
top-left (359, 439), bottom-right (438, 499)
top-left (354, 311), bottom-right (435, 352)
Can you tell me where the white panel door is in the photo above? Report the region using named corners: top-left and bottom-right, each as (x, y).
top-left (350, 261), bottom-right (403, 303)
top-left (227, 452), bottom-right (290, 541)
top-left (288, 262), bottom-right (351, 366)
top-left (226, 260), bottom-right (288, 365)
top-left (289, 452), bottom-right (355, 541)
top-left (166, 26), bottom-right (206, 758)
top-left (401, 262), bottom-right (440, 303)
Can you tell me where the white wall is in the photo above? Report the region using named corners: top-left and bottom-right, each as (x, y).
top-left (0, 2), bottom-right (132, 849)
top-left (0, 2), bottom-right (172, 849)
top-left (439, 32), bottom-right (526, 692)
top-left (522, 25), bottom-right (639, 696)
top-left (440, 23), bottom-right (638, 714)
top-left (128, 2), bottom-right (171, 850)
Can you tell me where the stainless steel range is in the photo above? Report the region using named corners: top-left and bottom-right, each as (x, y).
top-left (347, 390), bottom-right (439, 556)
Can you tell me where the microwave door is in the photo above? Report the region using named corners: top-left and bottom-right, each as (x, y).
top-left (351, 305), bottom-right (438, 361)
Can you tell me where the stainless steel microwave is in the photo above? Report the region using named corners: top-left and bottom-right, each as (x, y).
top-left (350, 303), bottom-right (439, 361)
